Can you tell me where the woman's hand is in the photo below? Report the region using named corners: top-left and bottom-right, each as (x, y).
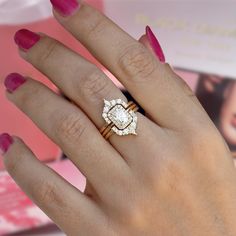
top-left (1, 1), bottom-right (236, 235)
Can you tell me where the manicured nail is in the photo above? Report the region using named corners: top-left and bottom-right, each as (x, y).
top-left (0, 133), bottom-right (14, 155)
top-left (14, 29), bottom-right (40, 51)
top-left (4, 73), bottom-right (27, 93)
top-left (50, 0), bottom-right (80, 17)
top-left (146, 26), bottom-right (165, 62)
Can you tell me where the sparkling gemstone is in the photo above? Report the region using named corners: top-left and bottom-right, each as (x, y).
top-left (122, 101), bottom-right (127, 107)
top-left (112, 126), bottom-right (118, 132)
top-left (118, 130), bottom-right (123, 135)
top-left (104, 99), bottom-right (110, 106)
top-left (131, 122), bottom-right (136, 128)
top-left (105, 117), bottom-right (111, 124)
top-left (103, 106), bottom-right (109, 113)
top-left (123, 129), bottom-right (129, 135)
top-left (108, 105), bottom-right (132, 129)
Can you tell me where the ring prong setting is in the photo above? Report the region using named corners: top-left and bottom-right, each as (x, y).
top-left (101, 99), bottom-right (138, 137)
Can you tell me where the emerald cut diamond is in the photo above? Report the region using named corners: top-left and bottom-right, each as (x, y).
top-left (102, 99), bottom-right (137, 136)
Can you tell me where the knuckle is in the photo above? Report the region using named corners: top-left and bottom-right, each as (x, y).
top-left (35, 181), bottom-right (64, 207)
top-left (37, 181), bottom-right (57, 202)
top-left (4, 145), bottom-right (25, 176)
top-left (55, 113), bottom-right (86, 143)
top-left (18, 82), bottom-right (46, 113)
top-left (123, 202), bottom-right (144, 227)
top-left (36, 39), bottom-right (59, 67)
top-left (119, 180), bottom-right (147, 227)
top-left (118, 43), bottom-right (156, 81)
top-left (85, 15), bottom-right (108, 40)
top-left (81, 70), bottom-right (111, 101)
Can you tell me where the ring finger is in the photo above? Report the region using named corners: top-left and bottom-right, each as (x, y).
top-left (14, 30), bottom-right (162, 164)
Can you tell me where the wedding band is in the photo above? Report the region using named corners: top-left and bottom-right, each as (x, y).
top-left (100, 99), bottom-right (138, 140)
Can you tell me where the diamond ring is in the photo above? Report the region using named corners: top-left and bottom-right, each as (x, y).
top-left (100, 99), bottom-right (138, 140)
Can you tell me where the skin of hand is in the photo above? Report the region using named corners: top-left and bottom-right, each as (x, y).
top-left (2, 1), bottom-right (236, 236)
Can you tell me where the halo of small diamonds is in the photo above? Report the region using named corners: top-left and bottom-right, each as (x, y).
top-left (102, 99), bottom-right (138, 136)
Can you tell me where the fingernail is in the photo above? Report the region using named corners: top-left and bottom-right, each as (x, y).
top-left (0, 133), bottom-right (14, 155)
top-left (146, 26), bottom-right (165, 62)
top-left (4, 73), bottom-right (27, 93)
top-left (50, 0), bottom-right (80, 17)
top-left (14, 29), bottom-right (41, 51)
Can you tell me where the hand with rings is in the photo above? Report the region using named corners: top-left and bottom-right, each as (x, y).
top-left (1, 1), bottom-right (236, 235)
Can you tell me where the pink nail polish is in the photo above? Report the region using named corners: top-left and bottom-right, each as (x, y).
top-left (14, 29), bottom-right (40, 51)
top-left (0, 133), bottom-right (14, 155)
top-left (146, 26), bottom-right (165, 62)
top-left (4, 73), bottom-right (27, 93)
top-left (50, 0), bottom-right (80, 17)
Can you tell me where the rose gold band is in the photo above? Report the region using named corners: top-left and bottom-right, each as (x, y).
top-left (127, 102), bottom-right (139, 112)
top-left (99, 123), bottom-right (114, 140)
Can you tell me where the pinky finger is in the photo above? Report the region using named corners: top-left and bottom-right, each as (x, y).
top-left (139, 30), bottom-right (204, 111)
top-left (0, 133), bottom-right (105, 235)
